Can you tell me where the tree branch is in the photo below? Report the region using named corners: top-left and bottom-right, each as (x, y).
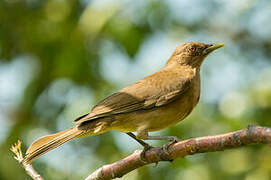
top-left (85, 125), bottom-right (271, 180)
top-left (10, 125), bottom-right (271, 180)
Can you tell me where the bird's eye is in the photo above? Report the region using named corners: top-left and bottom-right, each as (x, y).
top-left (188, 46), bottom-right (196, 52)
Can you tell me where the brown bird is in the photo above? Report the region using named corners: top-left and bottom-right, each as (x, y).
top-left (23, 42), bottom-right (224, 164)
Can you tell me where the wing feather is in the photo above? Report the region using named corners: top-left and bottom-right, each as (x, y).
top-left (74, 69), bottom-right (194, 124)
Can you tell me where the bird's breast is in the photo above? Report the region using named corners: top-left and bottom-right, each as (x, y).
top-left (109, 76), bottom-right (201, 133)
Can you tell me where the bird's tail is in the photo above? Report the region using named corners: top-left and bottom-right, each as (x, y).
top-left (23, 126), bottom-right (83, 164)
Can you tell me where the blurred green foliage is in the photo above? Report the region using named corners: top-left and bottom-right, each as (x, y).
top-left (1, 0), bottom-right (271, 179)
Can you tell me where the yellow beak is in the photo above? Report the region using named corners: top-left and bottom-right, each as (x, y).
top-left (204, 43), bottom-right (225, 54)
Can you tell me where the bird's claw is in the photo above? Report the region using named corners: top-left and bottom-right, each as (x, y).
top-left (162, 136), bottom-right (180, 162)
top-left (140, 144), bottom-right (153, 163)
top-left (168, 136), bottom-right (180, 142)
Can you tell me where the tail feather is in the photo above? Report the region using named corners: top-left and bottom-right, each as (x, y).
top-left (23, 126), bottom-right (82, 164)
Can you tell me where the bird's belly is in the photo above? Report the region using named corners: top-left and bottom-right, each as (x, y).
top-left (110, 92), bottom-right (198, 133)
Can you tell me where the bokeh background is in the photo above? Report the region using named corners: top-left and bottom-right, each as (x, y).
top-left (1, 0), bottom-right (271, 179)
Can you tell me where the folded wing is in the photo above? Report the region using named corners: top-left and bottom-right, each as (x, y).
top-left (74, 69), bottom-right (193, 124)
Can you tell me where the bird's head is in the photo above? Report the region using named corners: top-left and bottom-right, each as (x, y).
top-left (166, 42), bottom-right (224, 68)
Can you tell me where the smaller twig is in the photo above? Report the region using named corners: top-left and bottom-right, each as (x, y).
top-left (10, 140), bottom-right (44, 180)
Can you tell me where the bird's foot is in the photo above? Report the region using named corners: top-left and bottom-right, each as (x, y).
top-left (166, 136), bottom-right (180, 142)
top-left (140, 144), bottom-right (153, 163)
top-left (162, 136), bottom-right (180, 162)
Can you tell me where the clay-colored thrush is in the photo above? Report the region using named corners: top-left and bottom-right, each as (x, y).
top-left (23, 42), bottom-right (224, 164)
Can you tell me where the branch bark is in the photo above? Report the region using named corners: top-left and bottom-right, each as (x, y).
top-left (85, 125), bottom-right (271, 180)
top-left (21, 163), bottom-right (44, 180)
top-left (11, 125), bottom-right (271, 180)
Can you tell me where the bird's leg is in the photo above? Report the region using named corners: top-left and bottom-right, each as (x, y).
top-left (126, 132), bottom-right (152, 150)
top-left (145, 135), bottom-right (180, 158)
top-left (143, 135), bottom-right (180, 142)
top-left (126, 132), bottom-right (154, 163)
top-left (137, 130), bottom-right (180, 143)
top-left (137, 131), bottom-right (180, 159)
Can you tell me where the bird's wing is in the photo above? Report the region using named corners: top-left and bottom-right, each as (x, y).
top-left (73, 69), bottom-right (194, 124)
